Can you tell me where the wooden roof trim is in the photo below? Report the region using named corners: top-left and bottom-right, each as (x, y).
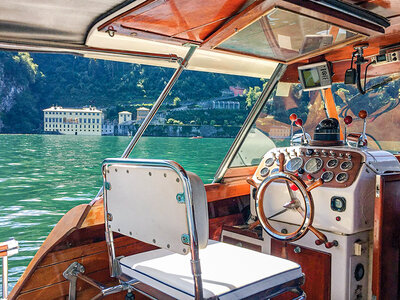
top-left (202, 0), bottom-right (276, 49)
top-left (98, 0), bottom-right (160, 31)
top-left (201, 0), bottom-right (385, 59)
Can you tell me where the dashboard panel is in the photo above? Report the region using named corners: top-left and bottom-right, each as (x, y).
top-left (255, 146), bottom-right (364, 188)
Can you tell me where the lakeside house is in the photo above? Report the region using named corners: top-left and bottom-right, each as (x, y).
top-left (136, 107), bottom-right (150, 122)
top-left (118, 111), bottom-right (132, 124)
top-left (43, 105), bottom-right (103, 135)
top-left (102, 120), bottom-right (117, 136)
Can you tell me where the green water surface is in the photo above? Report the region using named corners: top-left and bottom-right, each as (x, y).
top-left (0, 134), bottom-right (233, 292)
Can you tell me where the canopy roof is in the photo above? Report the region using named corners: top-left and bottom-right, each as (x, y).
top-left (0, 0), bottom-right (399, 78)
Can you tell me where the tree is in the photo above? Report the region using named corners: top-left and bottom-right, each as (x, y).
top-left (245, 86), bottom-right (261, 108)
top-left (173, 97), bottom-right (181, 107)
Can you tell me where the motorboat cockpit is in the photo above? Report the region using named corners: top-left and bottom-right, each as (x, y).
top-left (1, 0), bottom-right (400, 299)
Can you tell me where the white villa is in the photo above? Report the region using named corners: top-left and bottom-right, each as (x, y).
top-left (118, 111), bottom-right (132, 124)
top-left (43, 106), bottom-right (103, 135)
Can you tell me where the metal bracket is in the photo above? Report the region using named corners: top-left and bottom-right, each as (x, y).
top-left (181, 233), bottom-right (190, 245)
top-left (105, 181), bottom-right (111, 190)
top-left (179, 44), bottom-right (198, 68)
top-left (63, 262), bottom-right (85, 300)
top-left (111, 258), bottom-right (123, 278)
top-left (176, 193), bottom-right (185, 204)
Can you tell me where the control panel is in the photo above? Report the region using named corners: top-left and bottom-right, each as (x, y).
top-left (251, 145), bottom-right (375, 235)
top-left (255, 146), bottom-right (363, 188)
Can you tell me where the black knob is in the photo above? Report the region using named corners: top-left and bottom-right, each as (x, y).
top-left (298, 168), bottom-right (305, 174)
top-left (306, 149), bottom-right (314, 156)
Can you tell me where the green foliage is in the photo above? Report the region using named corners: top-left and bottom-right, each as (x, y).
top-left (166, 109), bottom-right (247, 126)
top-left (0, 51), bottom-right (262, 133)
top-left (245, 86), bottom-right (261, 108)
top-left (173, 97), bottom-right (181, 107)
top-left (245, 79), bottom-right (267, 108)
top-left (166, 118), bottom-right (183, 125)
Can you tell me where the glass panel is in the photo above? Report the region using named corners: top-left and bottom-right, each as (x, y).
top-left (230, 72), bottom-right (400, 169)
top-left (333, 74), bottom-right (400, 153)
top-left (230, 81), bottom-right (323, 167)
top-left (218, 8), bottom-right (360, 62)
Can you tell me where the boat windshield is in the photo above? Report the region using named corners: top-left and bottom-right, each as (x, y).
top-left (230, 72), bottom-right (400, 168)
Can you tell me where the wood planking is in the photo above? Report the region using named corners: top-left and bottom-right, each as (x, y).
top-left (9, 204), bottom-right (90, 300)
top-left (372, 173), bottom-right (400, 299)
top-left (99, 0), bottom-right (248, 42)
top-left (21, 236), bottom-right (156, 293)
top-left (10, 178), bottom-right (249, 298)
top-left (209, 213), bottom-right (244, 240)
top-left (271, 240), bottom-right (331, 300)
top-left (206, 181), bottom-right (251, 202)
top-left (39, 235), bottom-right (137, 267)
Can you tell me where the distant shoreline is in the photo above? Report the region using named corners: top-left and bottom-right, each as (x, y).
top-left (0, 133), bottom-right (235, 139)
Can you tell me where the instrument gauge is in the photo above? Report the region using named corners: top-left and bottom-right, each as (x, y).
top-left (304, 157), bottom-right (323, 174)
top-left (336, 172), bottom-right (349, 183)
top-left (331, 196), bottom-right (346, 212)
top-left (340, 161), bottom-right (353, 171)
top-left (327, 158), bottom-right (338, 169)
top-left (286, 157), bottom-right (303, 172)
top-left (271, 167), bottom-right (279, 174)
top-left (260, 167), bottom-right (270, 177)
top-left (265, 157), bottom-right (274, 167)
top-left (321, 171), bottom-right (334, 183)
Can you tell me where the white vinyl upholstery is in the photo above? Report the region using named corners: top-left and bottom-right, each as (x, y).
top-left (105, 163), bottom-right (208, 254)
top-left (120, 240), bottom-right (303, 300)
top-left (104, 159), bottom-right (304, 299)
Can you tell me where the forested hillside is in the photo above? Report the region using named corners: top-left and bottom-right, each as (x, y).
top-left (0, 51), bottom-right (262, 133)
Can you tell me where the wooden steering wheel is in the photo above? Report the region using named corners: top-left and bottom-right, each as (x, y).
top-left (250, 153), bottom-right (329, 244)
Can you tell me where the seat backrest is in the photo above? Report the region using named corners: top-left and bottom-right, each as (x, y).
top-left (103, 159), bottom-right (208, 255)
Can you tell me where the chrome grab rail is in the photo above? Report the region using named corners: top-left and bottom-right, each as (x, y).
top-left (102, 158), bottom-right (203, 299)
top-left (1, 238), bottom-right (19, 299)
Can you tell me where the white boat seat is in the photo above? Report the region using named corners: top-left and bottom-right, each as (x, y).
top-left (102, 159), bottom-right (305, 299)
top-left (120, 240), bottom-right (303, 300)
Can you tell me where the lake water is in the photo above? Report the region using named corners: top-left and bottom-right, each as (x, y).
top-left (0, 134), bottom-right (233, 292)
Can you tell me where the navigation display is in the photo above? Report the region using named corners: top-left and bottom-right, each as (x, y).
top-left (298, 62), bottom-right (332, 91)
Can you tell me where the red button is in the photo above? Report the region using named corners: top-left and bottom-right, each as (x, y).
top-left (289, 184), bottom-right (298, 191)
top-left (322, 168), bottom-right (326, 172)
top-left (336, 216), bottom-right (341, 221)
top-left (307, 174), bottom-right (313, 180)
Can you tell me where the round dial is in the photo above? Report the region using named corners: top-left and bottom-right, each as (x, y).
top-left (265, 157), bottom-right (274, 167)
top-left (327, 158), bottom-right (338, 169)
top-left (340, 161), bottom-right (353, 171)
top-left (260, 167), bottom-right (270, 177)
top-left (336, 172), bottom-right (349, 183)
top-left (286, 157), bottom-right (303, 172)
top-left (334, 198), bottom-right (344, 209)
top-left (304, 157), bottom-right (323, 174)
top-left (321, 171), bottom-right (334, 182)
top-left (271, 167), bottom-right (279, 174)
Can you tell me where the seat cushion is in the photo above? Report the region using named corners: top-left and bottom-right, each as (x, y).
top-left (120, 240), bottom-right (302, 299)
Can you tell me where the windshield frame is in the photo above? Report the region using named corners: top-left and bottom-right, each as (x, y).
top-left (213, 63), bottom-right (287, 183)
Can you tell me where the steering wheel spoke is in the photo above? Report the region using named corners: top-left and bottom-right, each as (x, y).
top-left (255, 152), bottom-right (328, 242)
